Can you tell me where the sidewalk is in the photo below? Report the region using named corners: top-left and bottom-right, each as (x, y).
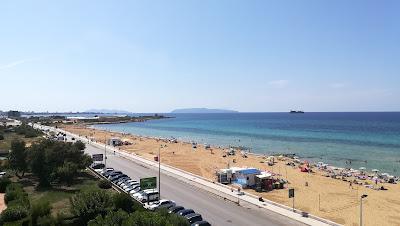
top-left (41, 125), bottom-right (340, 226)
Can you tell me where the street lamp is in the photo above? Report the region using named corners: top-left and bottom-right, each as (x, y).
top-left (360, 194), bottom-right (368, 226)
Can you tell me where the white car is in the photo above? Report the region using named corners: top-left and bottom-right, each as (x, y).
top-left (124, 185), bottom-right (140, 193)
top-left (144, 199), bottom-right (176, 210)
top-left (129, 188), bottom-right (141, 196)
top-left (117, 179), bottom-right (132, 186)
top-left (102, 168), bottom-right (114, 175)
top-left (118, 179), bottom-right (136, 186)
top-left (131, 189), bottom-right (156, 201)
top-left (122, 182), bottom-right (139, 190)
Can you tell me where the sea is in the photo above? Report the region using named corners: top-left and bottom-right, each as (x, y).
top-left (89, 112), bottom-right (400, 176)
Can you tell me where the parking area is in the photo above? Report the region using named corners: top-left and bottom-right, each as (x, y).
top-left (91, 162), bottom-right (211, 226)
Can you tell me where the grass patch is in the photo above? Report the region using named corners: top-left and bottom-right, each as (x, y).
top-left (0, 132), bottom-right (41, 151)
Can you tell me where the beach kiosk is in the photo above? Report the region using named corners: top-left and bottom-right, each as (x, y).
top-left (234, 168), bottom-right (261, 188)
top-left (255, 172), bottom-right (274, 192)
top-left (216, 169), bottom-right (233, 184)
top-left (108, 137), bottom-right (122, 146)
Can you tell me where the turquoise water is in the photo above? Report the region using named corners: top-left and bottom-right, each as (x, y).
top-left (92, 112), bottom-right (400, 175)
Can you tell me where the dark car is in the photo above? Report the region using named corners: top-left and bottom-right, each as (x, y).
top-left (185, 213), bottom-right (203, 224)
top-left (106, 171), bottom-right (122, 178)
top-left (191, 220), bottom-right (211, 226)
top-left (110, 174), bottom-right (128, 182)
top-left (154, 203), bottom-right (175, 211)
top-left (168, 206), bottom-right (184, 214)
top-left (91, 163), bottom-right (105, 169)
top-left (104, 170), bottom-right (121, 177)
top-left (177, 209), bottom-right (195, 216)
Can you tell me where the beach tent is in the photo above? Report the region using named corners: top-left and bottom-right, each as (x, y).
top-left (300, 166), bottom-right (309, 172)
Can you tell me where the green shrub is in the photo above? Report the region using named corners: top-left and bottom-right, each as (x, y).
top-left (4, 184), bottom-right (27, 205)
top-left (0, 177), bottom-right (11, 193)
top-left (98, 180), bottom-right (112, 189)
top-left (113, 193), bottom-right (139, 213)
top-left (30, 199), bottom-right (52, 226)
top-left (4, 183), bottom-right (30, 209)
top-left (36, 215), bottom-right (56, 226)
top-left (88, 210), bottom-right (129, 226)
top-left (0, 205), bottom-right (29, 222)
top-left (69, 190), bottom-right (112, 225)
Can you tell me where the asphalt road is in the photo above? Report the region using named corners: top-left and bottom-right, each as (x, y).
top-left (83, 140), bottom-right (304, 226)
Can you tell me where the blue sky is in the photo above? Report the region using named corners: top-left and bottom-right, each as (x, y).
top-left (0, 0), bottom-right (399, 112)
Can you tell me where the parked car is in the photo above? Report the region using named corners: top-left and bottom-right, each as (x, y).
top-left (110, 174), bottom-right (129, 182)
top-left (124, 186), bottom-right (139, 193)
top-left (131, 190), bottom-right (149, 200)
top-left (191, 221), bottom-right (211, 226)
top-left (177, 209), bottom-right (195, 216)
top-left (144, 199), bottom-right (176, 211)
top-left (154, 203), bottom-right (175, 211)
top-left (185, 213), bottom-right (203, 224)
top-left (101, 168), bottom-right (114, 175)
top-left (122, 182), bottom-right (139, 190)
top-left (116, 178), bottom-right (132, 186)
top-left (91, 163), bottom-right (105, 173)
top-left (104, 170), bottom-right (121, 178)
top-left (129, 188), bottom-right (141, 196)
top-left (107, 172), bottom-right (123, 179)
top-left (168, 206), bottom-right (185, 214)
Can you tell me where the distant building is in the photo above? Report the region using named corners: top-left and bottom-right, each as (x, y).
top-left (7, 111), bottom-right (21, 118)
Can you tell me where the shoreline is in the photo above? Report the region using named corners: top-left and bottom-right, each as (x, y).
top-left (89, 124), bottom-right (398, 178)
top-left (61, 123), bottom-right (400, 226)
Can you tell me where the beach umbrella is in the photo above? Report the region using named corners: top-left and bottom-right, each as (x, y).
top-left (359, 167), bottom-right (366, 171)
top-left (372, 169), bottom-right (379, 173)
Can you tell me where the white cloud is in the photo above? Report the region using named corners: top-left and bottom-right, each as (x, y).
top-left (330, 83), bottom-right (347, 88)
top-left (268, 79), bottom-right (289, 88)
top-left (0, 59), bottom-right (34, 70)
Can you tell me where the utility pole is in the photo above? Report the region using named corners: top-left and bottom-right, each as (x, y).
top-left (104, 132), bottom-right (107, 168)
top-left (158, 145), bottom-right (161, 198)
top-left (360, 194), bottom-right (368, 226)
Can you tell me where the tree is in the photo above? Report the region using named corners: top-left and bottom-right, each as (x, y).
top-left (70, 190), bottom-right (112, 225)
top-left (28, 141), bottom-right (52, 187)
top-left (28, 139), bottom-right (92, 187)
top-left (112, 193), bottom-right (141, 213)
top-left (57, 162), bottom-right (78, 186)
top-left (74, 140), bottom-right (86, 151)
top-left (9, 140), bottom-right (27, 178)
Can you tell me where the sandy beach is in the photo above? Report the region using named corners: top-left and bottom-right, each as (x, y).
top-left (62, 124), bottom-right (400, 226)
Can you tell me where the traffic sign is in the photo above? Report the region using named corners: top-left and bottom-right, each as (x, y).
top-left (140, 177), bottom-right (157, 190)
top-left (289, 188), bottom-right (295, 198)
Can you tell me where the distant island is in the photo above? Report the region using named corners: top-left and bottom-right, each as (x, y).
top-left (171, 108), bottom-right (238, 114)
